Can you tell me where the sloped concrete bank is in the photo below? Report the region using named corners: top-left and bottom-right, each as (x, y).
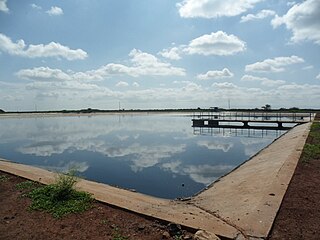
top-left (0, 122), bottom-right (311, 239)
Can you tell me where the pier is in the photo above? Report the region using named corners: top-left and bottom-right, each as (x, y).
top-left (192, 111), bottom-right (313, 130)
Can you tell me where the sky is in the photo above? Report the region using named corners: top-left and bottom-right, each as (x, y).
top-left (0, 0), bottom-right (319, 111)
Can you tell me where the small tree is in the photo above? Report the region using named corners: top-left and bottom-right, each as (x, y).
top-left (262, 104), bottom-right (271, 111)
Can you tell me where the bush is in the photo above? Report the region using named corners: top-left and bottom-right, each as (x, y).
top-left (27, 171), bottom-right (93, 218)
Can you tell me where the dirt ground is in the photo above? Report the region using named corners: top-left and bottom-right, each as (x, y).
top-left (268, 114), bottom-right (320, 240)
top-left (0, 171), bottom-right (194, 240)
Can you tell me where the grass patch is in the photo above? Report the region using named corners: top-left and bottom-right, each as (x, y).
top-left (27, 171), bottom-right (93, 218)
top-left (112, 226), bottom-right (129, 240)
top-left (16, 180), bottom-right (37, 190)
top-left (302, 144), bottom-right (320, 163)
top-left (302, 120), bottom-right (320, 163)
top-left (0, 174), bottom-right (9, 182)
top-left (311, 122), bottom-right (320, 132)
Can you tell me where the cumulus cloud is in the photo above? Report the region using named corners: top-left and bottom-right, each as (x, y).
top-left (128, 49), bottom-right (185, 76)
top-left (271, 0), bottom-right (320, 45)
top-left (197, 68), bottom-right (234, 80)
top-left (16, 49), bottom-right (185, 82)
top-left (197, 140), bottom-right (233, 152)
top-left (316, 73), bottom-right (320, 80)
top-left (116, 81), bottom-right (129, 87)
top-left (17, 67), bottom-right (72, 81)
top-left (240, 9), bottom-right (275, 23)
top-left (241, 75), bottom-right (286, 87)
top-left (184, 31), bottom-right (246, 56)
top-left (245, 56), bottom-right (304, 72)
top-left (0, 33), bottom-right (87, 60)
top-left (31, 3), bottom-right (42, 10)
top-left (161, 161), bottom-right (235, 185)
top-left (159, 31), bottom-right (246, 59)
top-left (26, 81), bottom-right (101, 92)
top-left (183, 164), bottom-right (235, 185)
top-left (0, 0), bottom-right (8, 12)
top-left (177, 0), bottom-right (263, 19)
top-left (158, 47), bottom-right (182, 60)
top-left (212, 82), bottom-right (237, 89)
top-left (46, 6), bottom-right (63, 16)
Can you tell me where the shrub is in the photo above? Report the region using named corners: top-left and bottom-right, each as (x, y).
top-left (27, 171), bottom-right (93, 218)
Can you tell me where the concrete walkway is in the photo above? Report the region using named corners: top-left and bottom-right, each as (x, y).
top-left (0, 122), bottom-right (311, 239)
top-left (192, 122), bottom-right (311, 238)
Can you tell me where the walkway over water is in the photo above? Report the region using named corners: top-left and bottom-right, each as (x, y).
top-left (192, 111), bottom-right (313, 130)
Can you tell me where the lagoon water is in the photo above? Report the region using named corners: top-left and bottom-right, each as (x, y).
top-left (0, 114), bottom-right (285, 199)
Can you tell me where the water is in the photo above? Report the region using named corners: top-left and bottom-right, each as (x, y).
top-left (0, 113), bottom-right (285, 199)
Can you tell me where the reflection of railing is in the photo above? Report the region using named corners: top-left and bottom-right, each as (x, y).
top-left (193, 127), bottom-right (286, 138)
top-left (192, 111), bottom-right (313, 130)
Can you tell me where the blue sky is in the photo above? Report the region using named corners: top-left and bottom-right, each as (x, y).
top-left (0, 0), bottom-right (319, 111)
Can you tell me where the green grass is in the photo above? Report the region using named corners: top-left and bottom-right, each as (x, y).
top-left (112, 226), bottom-right (129, 240)
top-left (302, 144), bottom-right (320, 162)
top-left (173, 235), bottom-right (183, 240)
top-left (302, 121), bottom-right (320, 163)
top-left (0, 175), bottom-right (9, 182)
top-left (310, 122), bottom-right (320, 132)
top-left (16, 180), bottom-right (37, 190)
top-left (26, 171), bottom-right (93, 218)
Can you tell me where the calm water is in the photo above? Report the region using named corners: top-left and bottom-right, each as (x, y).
top-left (0, 114), bottom-right (285, 199)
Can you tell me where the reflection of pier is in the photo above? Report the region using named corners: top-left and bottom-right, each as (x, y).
top-left (192, 111), bottom-right (312, 131)
top-left (193, 127), bottom-right (286, 138)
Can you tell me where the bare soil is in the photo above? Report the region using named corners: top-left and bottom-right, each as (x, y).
top-left (0, 171), bottom-right (194, 240)
top-left (268, 114), bottom-right (320, 239)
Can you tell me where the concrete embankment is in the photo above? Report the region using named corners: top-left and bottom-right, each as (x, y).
top-left (0, 122), bottom-right (311, 239)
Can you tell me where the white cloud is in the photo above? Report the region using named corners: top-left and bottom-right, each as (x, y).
top-left (303, 65), bottom-right (313, 70)
top-left (240, 9), bottom-right (275, 23)
top-left (132, 82), bottom-right (140, 87)
top-left (26, 81), bottom-right (101, 92)
top-left (2, 75), bottom-right (320, 110)
top-left (177, 0), bottom-right (263, 19)
top-left (241, 75), bottom-right (286, 87)
top-left (197, 68), bottom-right (234, 80)
top-left (116, 81), bottom-right (129, 87)
top-left (271, 0), bottom-right (320, 45)
top-left (245, 56), bottom-right (304, 72)
top-left (184, 31), bottom-right (246, 56)
top-left (316, 73), bottom-right (320, 80)
top-left (159, 31), bottom-right (245, 59)
top-left (46, 6), bottom-right (63, 16)
top-left (183, 164), bottom-right (235, 185)
top-left (0, 33), bottom-right (88, 60)
top-left (16, 49), bottom-right (186, 82)
top-left (31, 3), bottom-right (42, 10)
top-left (197, 140), bottom-right (233, 152)
top-left (0, 0), bottom-right (8, 12)
top-left (287, 2), bottom-right (296, 7)
top-left (17, 67), bottom-right (72, 81)
top-left (158, 47), bottom-right (182, 60)
top-left (128, 49), bottom-right (185, 76)
top-left (212, 82), bottom-right (237, 89)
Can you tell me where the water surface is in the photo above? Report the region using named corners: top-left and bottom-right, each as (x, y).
top-left (0, 114), bottom-right (285, 199)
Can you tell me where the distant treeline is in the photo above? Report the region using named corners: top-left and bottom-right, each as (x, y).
top-left (0, 107), bottom-right (319, 114)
